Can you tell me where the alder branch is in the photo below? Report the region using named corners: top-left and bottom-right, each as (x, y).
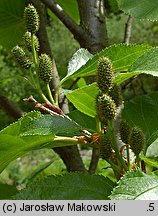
top-left (88, 147), bottom-right (100, 174)
top-left (25, 0), bottom-right (86, 173)
top-left (123, 15), bottom-right (134, 44)
top-left (40, 0), bottom-right (89, 45)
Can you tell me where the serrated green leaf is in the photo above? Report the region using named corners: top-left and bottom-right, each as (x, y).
top-left (66, 83), bottom-right (99, 118)
top-left (122, 92), bottom-right (158, 142)
top-left (110, 169), bottom-right (158, 200)
top-left (0, 0), bottom-right (25, 49)
top-left (0, 111), bottom-right (82, 173)
top-left (0, 134), bottom-right (55, 173)
top-left (117, 0), bottom-right (158, 21)
top-left (14, 173), bottom-right (114, 200)
top-left (0, 111), bottom-right (42, 136)
top-left (0, 184), bottom-right (18, 200)
top-left (130, 47), bottom-right (158, 77)
top-left (61, 44), bottom-right (151, 83)
top-left (0, 111), bottom-right (82, 137)
top-left (67, 48), bottom-right (93, 77)
top-left (19, 115), bottom-right (82, 137)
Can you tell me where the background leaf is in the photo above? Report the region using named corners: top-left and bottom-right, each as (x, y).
top-left (108, 0), bottom-right (119, 13)
top-left (0, 184), bottom-right (17, 200)
top-left (62, 44), bottom-right (151, 83)
top-left (66, 83), bottom-right (99, 118)
top-left (122, 92), bottom-right (158, 143)
top-left (117, 0), bottom-right (158, 21)
top-left (14, 173), bottom-right (114, 200)
top-left (0, 0), bottom-right (25, 49)
top-left (110, 169), bottom-right (158, 200)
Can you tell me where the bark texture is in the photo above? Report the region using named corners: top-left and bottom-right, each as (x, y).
top-left (41, 0), bottom-right (108, 54)
top-left (77, 0), bottom-right (108, 53)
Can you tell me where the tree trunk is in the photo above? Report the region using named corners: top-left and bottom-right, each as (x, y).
top-left (77, 0), bottom-right (108, 54)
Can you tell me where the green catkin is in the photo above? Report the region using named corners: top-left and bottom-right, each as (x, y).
top-left (119, 120), bottom-right (131, 144)
top-left (100, 134), bottom-right (112, 160)
top-left (128, 126), bottom-right (145, 156)
top-left (24, 4), bottom-right (39, 34)
top-left (24, 31), bottom-right (39, 52)
top-left (108, 84), bottom-right (122, 107)
top-left (96, 56), bottom-right (114, 93)
top-left (96, 93), bottom-right (117, 124)
top-left (38, 54), bottom-right (53, 83)
top-left (11, 45), bottom-right (32, 69)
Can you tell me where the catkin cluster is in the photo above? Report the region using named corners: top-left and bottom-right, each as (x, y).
top-left (119, 120), bottom-right (145, 156)
top-left (100, 134), bottom-right (112, 160)
top-left (11, 4), bottom-right (53, 83)
top-left (96, 56), bottom-right (121, 125)
top-left (96, 57), bottom-right (121, 160)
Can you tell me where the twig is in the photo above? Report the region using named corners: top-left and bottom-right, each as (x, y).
top-left (23, 95), bottom-right (64, 115)
top-left (123, 15), bottom-right (134, 45)
top-left (88, 147), bottom-right (100, 174)
top-left (88, 118), bottom-right (101, 174)
top-left (40, 0), bottom-right (89, 44)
